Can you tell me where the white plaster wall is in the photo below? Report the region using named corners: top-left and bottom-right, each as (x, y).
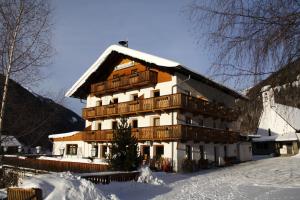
top-left (226, 143), bottom-right (237, 157)
top-left (257, 106), bottom-right (295, 137)
top-left (177, 113), bottom-right (232, 129)
top-left (238, 142), bottom-right (252, 161)
top-left (52, 141), bottom-right (91, 158)
top-left (176, 73), bottom-right (236, 107)
top-left (92, 112), bottom-right (178, 130)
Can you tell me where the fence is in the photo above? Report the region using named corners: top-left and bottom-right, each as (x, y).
top-left (81, 171), bottom-right (140, 184)
top-left (7, 188), bottom-right (42, 200)
top-left (3, 156), bottom-right (108, 173)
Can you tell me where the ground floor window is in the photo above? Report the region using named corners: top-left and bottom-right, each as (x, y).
top-left (186, 145), bottom-right (192, 160)
top-left (91, 145), bottom-right (98, 157)
top-left (101, 145), bottom-right (108, 158)
top-left (155, 145), bottom-right (164, 159)
top-left (141, 145), bottom-right (150, 160)
top-left (66, 144), bottom-right (78, 155)
top-left (199, 145), bottom-right (204, 159)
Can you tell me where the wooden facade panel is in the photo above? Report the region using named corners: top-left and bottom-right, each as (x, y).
top-left (52, 125), bottom-right (239, 144)
top-left (102, 58), bottom-right (172, 85)
top-left (83, 93), bottom-right (239, 121)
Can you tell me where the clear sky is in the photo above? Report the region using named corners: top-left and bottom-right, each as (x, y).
top-left (37, 0), bottom-right (214, 114)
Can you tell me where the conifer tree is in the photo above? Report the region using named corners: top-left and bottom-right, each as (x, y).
top-left (110, 117), bottom-right (140, 171)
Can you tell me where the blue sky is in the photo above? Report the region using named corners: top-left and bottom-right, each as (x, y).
top-left (37, 1), bottom-right (214, 114)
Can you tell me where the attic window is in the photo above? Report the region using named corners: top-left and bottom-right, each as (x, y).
top-left (131, 69), bottom-right (138, 75)
top-left (113, 74), bottom-right (119, 79)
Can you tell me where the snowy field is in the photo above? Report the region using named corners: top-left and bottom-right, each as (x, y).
top-left (4, 156), bottom-right (300, 200)
top-left (101, 156), bottom-right (300, 200)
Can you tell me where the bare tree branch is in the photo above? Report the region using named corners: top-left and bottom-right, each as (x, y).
top-left (187, 0), bottom-right (300, 88)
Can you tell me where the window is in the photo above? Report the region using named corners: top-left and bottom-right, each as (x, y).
top-left (112, 121), bottom-right (118, 129)
top-left (199, 119), bottom-right (204, 127)
top-left (66, 144), bottom-right (78, 155)
top-left (155, 145), bottom-right (164, 159)
top-left (132, 94), bottom-right (139, 101)
top-left (186, 117), bottom-right (192, 125)
top-left (91, 145), bottom-right (98, 157)
top-left (113, 74), bottom-right (119, 79)
top-left (141, 145), bottom-right (150, 160)
top-left (101, 145), bottom-right (108, 158)
top-left (153, 117), bottom-right (160, 126)
top-left (97, 123), bottom-right (102, 130)
top-left (224, 145), bottom-right (227, 157)
top-left (213, 120), bottom-right (216, 128)
top-left (153, 90), bottom-right (160, 97)
top-left (113, 98), bottom-right (118, 104)
top-left (96, 100), bottom-right (102, 106)
top-left (132, 119), bottom-right (138, 128)
top-left (131, 69), bottom-right (138, 75)
top-left (186, 145), bottom-right (192, 160)
top-left (199, 145), bottom-right (204, 159)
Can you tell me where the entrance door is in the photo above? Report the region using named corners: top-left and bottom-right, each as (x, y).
top-left (214, 146), bottom-right (217, 164)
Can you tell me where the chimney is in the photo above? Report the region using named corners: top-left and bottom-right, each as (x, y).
top-left (118, 40), bottom-right (128, 47)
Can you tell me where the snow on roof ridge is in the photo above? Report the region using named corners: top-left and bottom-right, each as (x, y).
top-left (65, 44), bottom-right (180, 97)
top-left (65, 44), bottom-right (246, 99)
top-left (48, 131), bottom-right (79, 139)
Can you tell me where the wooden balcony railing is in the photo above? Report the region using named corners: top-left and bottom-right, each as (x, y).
top-left (83, 93), bottom-right (239, 121)
top-left (80, 125), bottom-right (239, 144)
top-left (91, 70), bottom-right (158, 96)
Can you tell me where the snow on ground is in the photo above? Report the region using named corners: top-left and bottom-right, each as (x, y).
top-left (19, 172), bottom-right (107, 200)
top-left (100, 156), bottom-right (300, 200)
top-left (5, 156), bottom-right (300, 200)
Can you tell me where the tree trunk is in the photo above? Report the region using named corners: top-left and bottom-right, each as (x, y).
top-left (0, 67), bottom-right (11, 164)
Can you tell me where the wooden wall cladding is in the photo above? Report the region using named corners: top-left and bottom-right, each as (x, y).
top-left (106, 58), bottom-right (172, 84)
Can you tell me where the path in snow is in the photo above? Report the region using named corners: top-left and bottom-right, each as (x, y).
top-left (100, 157), bottom-right (300, 200)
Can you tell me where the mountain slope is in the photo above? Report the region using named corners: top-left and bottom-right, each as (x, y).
top-left (0, 76), bottom-right (84, 150)
top-left (239, 59), bottom-right (300, 133)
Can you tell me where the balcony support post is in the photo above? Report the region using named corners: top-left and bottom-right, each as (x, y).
top-left (171, 74), bottom-right (191, 172)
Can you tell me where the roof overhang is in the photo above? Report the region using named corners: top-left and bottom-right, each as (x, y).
top-left (65, 44), bottom-right (247, 100)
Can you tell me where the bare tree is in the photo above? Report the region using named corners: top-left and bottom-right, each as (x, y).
top-left (0, 0), bottom-right (52, 158)
top-left (187, 0), bottom-right (300, 88)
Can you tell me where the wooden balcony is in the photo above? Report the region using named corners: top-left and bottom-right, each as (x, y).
top-left (80, 125), bottom-right (239, 144)
top-left (91, 70), bottom-right (158, 96)
top-left (83, 93), bottom-right (239, 121)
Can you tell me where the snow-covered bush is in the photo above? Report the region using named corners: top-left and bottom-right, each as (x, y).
top-left (0, 168), bottom-right (19, 188)
top-left (20, 172), bottom-right (107, 200)
top-left (137, 166), bottom-right (164, 185)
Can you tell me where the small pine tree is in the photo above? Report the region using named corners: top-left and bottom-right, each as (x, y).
top-left (110, 117), bottom-right (140, 171)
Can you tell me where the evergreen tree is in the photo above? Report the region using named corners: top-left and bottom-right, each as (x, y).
top-left (110, 117), bottom-right (140, 171)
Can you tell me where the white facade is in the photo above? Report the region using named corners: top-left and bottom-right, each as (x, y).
top-left (50, 45), bottom-right (249, 171)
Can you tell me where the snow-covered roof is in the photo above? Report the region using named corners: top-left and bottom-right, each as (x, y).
top-left (253, 132), bottom-right (299, 142)
top-left (65, 45), bottom-right (179, 98)
top-left (65, 44), bottom-right (246, 99)
top-left (48, 131), bottom-right (79, 139)
top-left (274, 104), bottom-right (300, 130)
top-left (1, 135), bottom-right (21, 147)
